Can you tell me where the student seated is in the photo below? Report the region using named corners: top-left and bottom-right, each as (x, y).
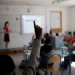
top-left (44, 33), bottom-right (49, 38)
top-left (41, 38), bottom-right (44, 44)
top-left (56, 32), bottom-right (59, 36)
top-left (40, 37), bottom-right (53, 68)
top-left (22, 24), bottom-right (42, 75)
top-left (61, 44), bottom-right (75, 69)
top-left (50, 30), bottom-right (52, 34)
top-left (64, 32), bottom-right (75, 44)
top-left (63, 32), bottom-right (75, 47)
top-left (68, 31), bottom-right (72, 38)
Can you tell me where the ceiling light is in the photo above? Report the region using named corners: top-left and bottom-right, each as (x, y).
top-left (52, 0), bottom-right (65, 4)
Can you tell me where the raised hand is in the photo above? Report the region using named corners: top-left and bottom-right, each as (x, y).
top-left (33, 21), bottom-right (42, 40)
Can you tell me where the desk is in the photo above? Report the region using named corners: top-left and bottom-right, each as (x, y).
top-left (24, 50), bottom-right (31, 56)
top-left (23, 44), bottom-right (43, 50)
top-left (50, 35), bottom-right (64, 49)
top-left (61, 47), bottom-right (72, 75)
top-left (61, 46), bottom-right (68, 57)
top-left (23, 50), bottom-right (31, 62)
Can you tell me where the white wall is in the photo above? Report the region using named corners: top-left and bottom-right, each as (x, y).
top-left (0, 5), bottom-right (68, 49)
top-left (68, 6), bottom-right (75, 32)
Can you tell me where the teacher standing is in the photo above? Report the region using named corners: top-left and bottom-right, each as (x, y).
top-left (4, 21), bottom-right (11, 51)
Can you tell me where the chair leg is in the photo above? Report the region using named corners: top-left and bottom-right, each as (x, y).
top-left (60, 69), bottom-right (63, 75)
top-left (69, 60), bottom-right (71, 75)
top-left (45, 72), bottom-right (48, 75)
top-left (50, 72), bottom-right (53, 75)
top-left (66, 50), bottom-right (68, 55)
top-left (61, 48), bottom-right (63, 57)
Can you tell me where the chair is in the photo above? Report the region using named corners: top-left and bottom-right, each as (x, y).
top-left (40, 54), bottom-right (63, 75)
top-left (6, 70), bottom-right (15, 75)
top-left (59, 41), bottom-right (69, 57)
top-left (60, 41), bottom-right (74, 57)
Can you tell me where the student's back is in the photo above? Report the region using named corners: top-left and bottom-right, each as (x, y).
top-left (41, 44), bottom-right (52, 53)
top-left (40, 37), bottom-right (53, 68)
top-left (40, 44), bottom-right (52, 64)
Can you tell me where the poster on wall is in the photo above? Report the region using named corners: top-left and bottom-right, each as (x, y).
top-left (51, 12), bottom-right (60, 28)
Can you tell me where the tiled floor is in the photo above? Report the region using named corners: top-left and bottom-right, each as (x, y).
top-left (9, 50), bottom-right (75, 75)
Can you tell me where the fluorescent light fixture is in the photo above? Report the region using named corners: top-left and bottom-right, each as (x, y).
top-left (52, 0), bottom-right (69, 4)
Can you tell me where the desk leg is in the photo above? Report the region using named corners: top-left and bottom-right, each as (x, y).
top-left (69, 52), bottom-right (71, 75)
top-left (23, 52), bottom-right (25, 61)
top-left (26, 54), bottom-right (28, 63)
top-left (61, 48), bottom-right (63, 58)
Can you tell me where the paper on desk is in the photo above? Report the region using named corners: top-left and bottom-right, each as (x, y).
top-left (61, 46), bottom-right (68, 50)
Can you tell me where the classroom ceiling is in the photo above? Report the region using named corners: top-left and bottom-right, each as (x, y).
top-left (0, 0), bottom-right (75, 7)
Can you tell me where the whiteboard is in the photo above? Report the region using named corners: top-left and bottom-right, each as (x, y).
top-left (0, 15), bottom-right (21, 33)
top-left (51, 12), bottom-right (60, 28)
top-left (21, 15), bottom-right (46, 34)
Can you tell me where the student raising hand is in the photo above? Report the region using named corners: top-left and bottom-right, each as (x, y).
top-left (34, 21), bottom-right (42, 40)
top-left (22, 21), bottom-right (42, 75)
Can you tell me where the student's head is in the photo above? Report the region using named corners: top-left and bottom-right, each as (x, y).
top-left (44, 33), bottom-right (49, 38)
top-left (50, 30), bottom-right (52, 34)
top-left (45, 37), bottom-right (51, 44)
top-left (73, 31), bottom-right (75, 36)
top-left (4, 21), bottom-right (9, 27)
top-left (56, 32), bottom-right (59, 36)
top-left (46, 33), bottom-right (49, 37)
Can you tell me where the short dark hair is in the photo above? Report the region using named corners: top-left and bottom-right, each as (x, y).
top-left (73, 31), bottom-right (75, 36)
top-left (45, 37), bottom-right (51, 44)
top-left (44, 33), bottom-right (49, 38)
top-left (50, 30), bottom-right (52, 34)
top-left (46, 33), bottom-right (49, 37)
top-left (4, 21), bottom-right (9, 26)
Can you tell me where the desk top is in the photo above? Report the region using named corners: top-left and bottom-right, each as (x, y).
top-left (24, 50), bottom-right (31, 56)
top-left (61, 46), bottom-right (68, 50)
top-left (41, 44), bottom-right (44, 46)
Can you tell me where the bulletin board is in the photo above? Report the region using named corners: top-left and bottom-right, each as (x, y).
top-left (50, 11), bottom-right (62, 33)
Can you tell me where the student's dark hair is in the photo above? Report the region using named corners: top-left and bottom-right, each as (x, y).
top-left (4, 21), bottom-right (9, 26)
top-left (50, 30), bottom-right (52, 34)
top-left (44, 33), bottom-right (49, 38)
top-left (46, 33), bottom-right (49, 37)
top-left (73, 31), bottom-right (75, 36)
top-left (45, 37), bottom-right (51, 44)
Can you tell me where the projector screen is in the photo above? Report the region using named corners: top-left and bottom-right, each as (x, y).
top-left (21, 15), bottom-right (46, 34)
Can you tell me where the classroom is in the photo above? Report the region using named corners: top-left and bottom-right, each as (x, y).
top-left (0, 0), bottom-right (75, 75)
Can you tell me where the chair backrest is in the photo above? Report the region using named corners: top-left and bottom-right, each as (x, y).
top-left (6, 70), bottom-right (15, 75)
top-left (48, 54), bottom-right (61, 64)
